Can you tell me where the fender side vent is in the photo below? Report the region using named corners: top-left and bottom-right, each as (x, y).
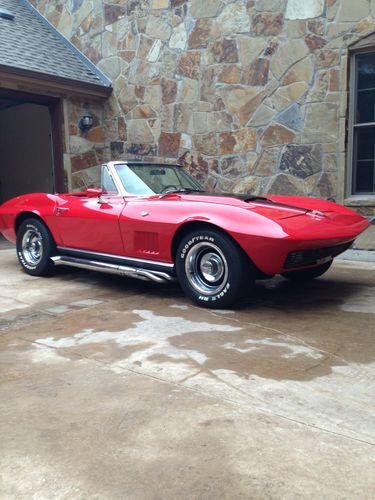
top-left (134, 231), bottom-right (159, 255)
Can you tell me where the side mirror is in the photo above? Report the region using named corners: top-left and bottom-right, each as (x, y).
top-left (86, 188), bottom-right (103, 198)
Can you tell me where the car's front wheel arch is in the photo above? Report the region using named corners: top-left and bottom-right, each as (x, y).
top-left (172, 221), bottom-right (262, 274)
top-left (15, 211), bottom-right (45, 234)
top-left (172, 221), bottom-right (250, 261)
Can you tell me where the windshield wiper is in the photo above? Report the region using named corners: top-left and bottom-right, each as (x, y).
top-left (175, 188), bottom-right (205, 193)
top-left (159, 188), bottom-right (205, 198)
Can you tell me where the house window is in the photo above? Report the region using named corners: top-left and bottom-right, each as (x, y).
top-left (351, 52), bottom-right (375, 195)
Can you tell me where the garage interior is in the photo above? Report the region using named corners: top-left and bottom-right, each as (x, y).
top-left (0, 89), bottom-right (64, 249)
top-left (0, 96), bottom-right (54, 204)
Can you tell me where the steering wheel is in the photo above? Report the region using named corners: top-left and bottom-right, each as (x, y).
top-left (160, 185), bottom-right (179, 194)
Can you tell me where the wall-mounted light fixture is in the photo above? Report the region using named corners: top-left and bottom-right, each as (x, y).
top-left (79, 112), bottom-right (93, 133)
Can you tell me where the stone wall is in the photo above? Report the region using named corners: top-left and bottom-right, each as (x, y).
top-left (63, 97), bottom-right (109, 190)
top-left (30, 0), bottom-right (375, 211)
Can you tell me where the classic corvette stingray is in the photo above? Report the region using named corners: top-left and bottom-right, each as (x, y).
top-left (0, 161), bottom-right (370, 308)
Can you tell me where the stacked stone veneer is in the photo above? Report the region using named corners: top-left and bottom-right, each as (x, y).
top-left (30, 0), bottom-right (375, 209)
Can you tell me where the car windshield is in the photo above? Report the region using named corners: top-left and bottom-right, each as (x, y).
top-left (114, 164), bottom-right (204, 195)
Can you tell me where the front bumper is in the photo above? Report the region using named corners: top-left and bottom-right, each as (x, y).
top-left (283, 241), bottom-right (354, 270)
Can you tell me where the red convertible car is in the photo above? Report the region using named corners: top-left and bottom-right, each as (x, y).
top-left (0, 161), bottom-right (370, 308)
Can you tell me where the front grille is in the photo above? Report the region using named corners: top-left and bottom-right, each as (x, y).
top-left (284, 241), bottom-right (353, 269)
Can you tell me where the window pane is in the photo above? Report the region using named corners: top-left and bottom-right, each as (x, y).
top-left (355, 161), bottom-right (374, 192)
top-left (357, 127), bottom-right (375, 160)
top-left (357, 53), bottom-right (375, 90)
top-left (353, 127), bottom-right (375, 193)
top-left (357, 89), bottom-right (375, 123)
top-left (356, 54), bottom-right (375, 123)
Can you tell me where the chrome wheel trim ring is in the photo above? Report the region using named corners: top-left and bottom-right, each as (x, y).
top-left (185, 242), bottom-right (228, 296)
top-left (21, 228), bottom-right (43, 266)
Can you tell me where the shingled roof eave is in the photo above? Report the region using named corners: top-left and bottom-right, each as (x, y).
top-left (0, 64), bottom-right (113, 98)
top-left (19, 0), bottom-right (112, 91)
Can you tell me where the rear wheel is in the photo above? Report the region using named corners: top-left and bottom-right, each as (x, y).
top-left (175, 229), bottom-right (252, 308)
top-left (16, 218), bottom-right (56, 276)
top-left (281, 260), bottom-right (333, 282)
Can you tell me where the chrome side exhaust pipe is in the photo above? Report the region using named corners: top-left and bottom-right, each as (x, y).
top-left (50, 256), bottom-right (174, 283)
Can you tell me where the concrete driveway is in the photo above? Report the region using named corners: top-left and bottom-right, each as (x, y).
top-left (0, 247), bottom-right (374, 499)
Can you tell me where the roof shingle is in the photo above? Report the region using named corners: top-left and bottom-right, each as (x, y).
top-left (0, 0), bottom-right (111, 91)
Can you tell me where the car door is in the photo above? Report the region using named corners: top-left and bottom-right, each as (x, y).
top-left (118, 195), bottom-right (177, 263)
top-left (54, 167), bottom-right (125, 255)
top-left (54, 195), bottom-right (125, 254)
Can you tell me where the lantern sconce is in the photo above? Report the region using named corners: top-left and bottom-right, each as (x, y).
top-left (79, 111), bottom-right (93, 133)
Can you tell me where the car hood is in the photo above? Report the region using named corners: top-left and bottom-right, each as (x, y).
top-left (171, 192), bottom-right (312, 220)
top-left (168, 191), bottom-right (365, 224)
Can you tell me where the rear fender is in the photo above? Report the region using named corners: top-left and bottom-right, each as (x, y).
top-left (0, 194), bottom-right (62, 244)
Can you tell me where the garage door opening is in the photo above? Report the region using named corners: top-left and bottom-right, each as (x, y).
top-left (0, 101), bottom-right (53, 203)
top-left (0, 91), bottom-right (64, 205)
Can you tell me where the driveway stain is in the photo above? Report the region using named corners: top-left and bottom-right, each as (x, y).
top-left (1, 249), bottom-right (374, 444)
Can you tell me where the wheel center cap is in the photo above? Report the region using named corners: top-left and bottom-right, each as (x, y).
top-left (200, 253), bottom-right (224, 283)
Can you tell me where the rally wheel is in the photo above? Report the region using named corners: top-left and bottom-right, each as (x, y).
top-left (175, 228), bottom-right (252, 308)
top-left (16, 218), bottom-right (56, 276)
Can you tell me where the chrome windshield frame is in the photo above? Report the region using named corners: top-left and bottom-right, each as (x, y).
top-left (104, 161), bottom-right (129, 196)
top-left (100, 164), bottom-right (122, 196)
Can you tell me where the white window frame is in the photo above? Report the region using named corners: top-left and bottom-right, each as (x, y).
top-left (346, 42), bottom-right (375, 205)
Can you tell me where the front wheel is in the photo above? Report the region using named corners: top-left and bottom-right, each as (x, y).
top-left (175, 229), bottom-right (252, 308)
top-left (16, 218), bottom-right (56, 276)
top-left (281, 260), bottom-right (333, 282)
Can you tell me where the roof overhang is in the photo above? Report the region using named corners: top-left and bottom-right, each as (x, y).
top-left (0, 64), bottom-right (112, 99)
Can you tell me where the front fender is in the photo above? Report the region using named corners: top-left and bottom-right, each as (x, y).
top-left (171, 203), bottom-right (368, 275)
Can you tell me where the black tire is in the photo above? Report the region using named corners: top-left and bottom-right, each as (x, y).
top-left (175, 229), bottom-right (253, 308)
top-left (281, 260), bottom-right (333, 282)
top-left (16, 218), bottom-right (56, 276)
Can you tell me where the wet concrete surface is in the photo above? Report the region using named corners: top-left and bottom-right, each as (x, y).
top-left (0, 248), bottom-right (374, 498)
top-left (355, 224), bottom-right (375, 250)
